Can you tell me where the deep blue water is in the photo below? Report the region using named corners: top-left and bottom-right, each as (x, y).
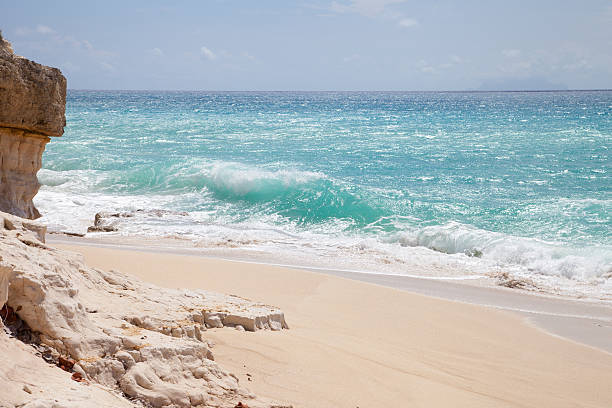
top-left (36, 91), bottom-right (611, 286)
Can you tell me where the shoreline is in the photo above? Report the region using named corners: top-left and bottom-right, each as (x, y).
top-left (49, 237), bottom-right (612, 407)
top-left (49, 235), bottom-right (612, 355)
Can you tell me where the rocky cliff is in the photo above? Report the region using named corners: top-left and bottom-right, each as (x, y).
top-left (0, 33), bottom-right (66, 219)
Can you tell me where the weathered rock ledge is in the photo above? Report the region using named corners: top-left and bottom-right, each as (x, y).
top-left (0, 211), bottom-right (290, 408)
top-left (0, 34), bottom-right (66, 219)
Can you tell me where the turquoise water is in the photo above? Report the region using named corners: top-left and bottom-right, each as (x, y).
top-left (37, 91), bottom-right (611, 290)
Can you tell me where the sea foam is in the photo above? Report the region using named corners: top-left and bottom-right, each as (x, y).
top-left (36, 90), bottom-right (612, 299)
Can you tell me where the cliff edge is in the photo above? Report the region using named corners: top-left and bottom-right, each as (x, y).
top-left (0, 33), bottom-right (66, 219)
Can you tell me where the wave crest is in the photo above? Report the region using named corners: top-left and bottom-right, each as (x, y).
top-left (395, 222), bottom-right (611, 279)
top-left (196, 162), bottom-right (385, 225)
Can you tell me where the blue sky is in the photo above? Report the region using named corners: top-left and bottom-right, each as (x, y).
top-left (2, 0), bottom-right (611, 90)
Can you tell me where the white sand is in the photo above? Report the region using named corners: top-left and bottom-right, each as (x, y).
top-left (54, 240), bottom-right (612, 408)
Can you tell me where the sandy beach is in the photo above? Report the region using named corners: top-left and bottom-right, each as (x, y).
top-left (52, 239), bottom-right (612, 408)
top-left (2, 7), bottom-right (611, 407)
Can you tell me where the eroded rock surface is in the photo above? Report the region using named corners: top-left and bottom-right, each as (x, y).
top-left (0, 128), bottom-right (50, 219)
top-left (0, 34), bottom-right (66, 136)
top-left (0, 211), bottom-right (289, 408)
top-left (0, 34), bottom-right (66, 219)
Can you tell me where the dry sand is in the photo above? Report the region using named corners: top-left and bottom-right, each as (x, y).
top-left (54, 241), bottom-right (612, 408)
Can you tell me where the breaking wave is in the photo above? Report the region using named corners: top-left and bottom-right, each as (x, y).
top-left (393, 222), bottom-right (611, 280)
top-left (37, 161), bottom-right (611, 283)
top-left (40, 161), bottom-right (389, 227)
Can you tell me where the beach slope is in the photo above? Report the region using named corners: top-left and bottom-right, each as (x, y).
top-left (60, 242), bottom-right (612, 408)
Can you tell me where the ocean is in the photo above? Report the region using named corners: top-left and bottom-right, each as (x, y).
top-left (36, 90), bottom-right (612, 299)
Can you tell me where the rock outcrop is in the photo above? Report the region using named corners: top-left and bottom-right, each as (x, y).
top-left (0, 33), bottom-right (66, 219)
top-left (0, 211), bottom-right (289, 407)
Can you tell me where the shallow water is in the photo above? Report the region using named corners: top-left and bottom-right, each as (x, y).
top-left (36, 91), bottom-right (612, 298)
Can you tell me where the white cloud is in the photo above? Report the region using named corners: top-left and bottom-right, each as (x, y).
top-left (502, 49), bottom-right (521, 58)
top-left (150, 47), bottom-right (164, 57)
top-left (331, 0), bottom-right (406, 17)
top-left (420, 65), bottom-right (435, 73)
top-left (36, 25), bottom-right (55, 35)
top-left (331, 1), bottom-right (420, 30)
top-left (16, 25), bottom-right (57, 36)
top-left (495, 46), bottom-right (598, 78)
top-left (13, 25), bottom-right (115, 59)
top-left (200, 46), bottom-right (217, 61)
top-left (100, 61), bottom-right (116, 73)
top-left (417, 59), bottom-right (434, 73)
top-left (9, 25), bottom-right (118, 77)
top-left (343, 54), bottom-right (360, 63)
top-left (82, 40), bottom-right (94, 51)
top-left (562, 59), bottom-right (591, 72)
top-left (398, 18), bottom-right (418, 28)
top-left (450, 55), bottom-right (463, 64)
top-left (241, 51), bottom-right (256, 61)
top-left (416, 55), bottom-right (463, 75)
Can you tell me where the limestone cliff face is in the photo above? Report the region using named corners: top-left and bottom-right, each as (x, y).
top-left (0, 34), bottom-right (66, 219)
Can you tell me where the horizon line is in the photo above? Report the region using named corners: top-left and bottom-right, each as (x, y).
top-left (66, 88), bottom-right (612, 93)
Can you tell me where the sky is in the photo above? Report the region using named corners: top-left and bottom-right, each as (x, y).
top-left (2, 0), bottom-right (612, 91)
